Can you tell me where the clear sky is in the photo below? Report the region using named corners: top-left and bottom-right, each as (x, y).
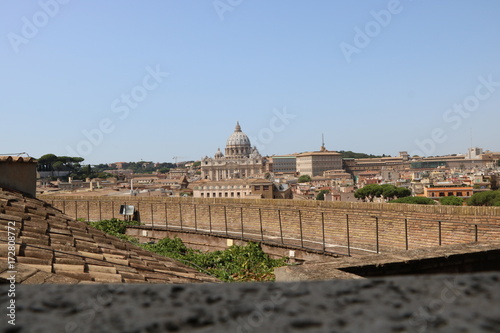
top-left (1, 0), bottom-right (500, 164)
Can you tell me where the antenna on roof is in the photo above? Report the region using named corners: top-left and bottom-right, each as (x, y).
top-left (320, 133), bottom-right (326, 152)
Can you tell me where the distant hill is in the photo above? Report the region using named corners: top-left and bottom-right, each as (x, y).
top-left (338, 150), bottom-right (386, 159)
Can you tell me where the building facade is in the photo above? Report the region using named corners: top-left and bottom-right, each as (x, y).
top-left (268, 155), bottom-right (297, 174)
top-left (201, 122), bottom-right (265, 181)
top-left (296, 145), bottom-right (343, 177)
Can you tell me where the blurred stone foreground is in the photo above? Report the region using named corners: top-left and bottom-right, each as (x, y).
top-left (1, 272), bottom-right (499, 332)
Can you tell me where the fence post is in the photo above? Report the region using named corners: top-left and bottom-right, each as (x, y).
top-left (240, 207), bottom-right (244, 240)
top-left (63, 200), bottom-right (66, 214)
top-left (438, 221), bottom-right (442, 246)
top-left (259, 208), bottom-right (263, 241)
top-left (112, 201), bottom-right (115, 219)
top-left (208, 205), bottom-right (212, 233)
top-left (405, 218), bottom-right (408, 250)
top-left (475, 224), bottom-right (478, 242)
top-left (278, 209), bottom-right (284, 245)
top-left (151, 203), bottom-right (154, 230)
top-left (298, 210), bottom-right (304, 248)
top-left (194, 204), bottom-right (197, 232)
top-left (99, 201), bottom-right (102, 221)
top-left (321, 211), bottom-right (325, 253)
top-left (224, 205), bottom-right (228, 236)
top-left (375, 216), bottom-right (379, 254)
top-left (165, 202), bottom-right (168, 228)
top-left (179, 203), bottom-right (183, 231)
top-left (346, 214), bottom-right (350, 257)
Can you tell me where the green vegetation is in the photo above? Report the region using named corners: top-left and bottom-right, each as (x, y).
top-left (389, 197), bottom-right (436, 205)
top-left (354, 184), bottom-right (411, 202)
top-left (37, 154), bottom-right (113, 180)
top-left (88, 218), bottom-right (287, 282)
top-left (316, 189), bottom-right (329, 201)
top-left (37, 153), bottom-right (183, 180)
top-left (440, 196), bottom-right (464, 206)
top-left (298, 175), bottom-right (311, 183)
top-left (467, 190), bottom-right (500, 206)
top-left (143, 238), bottom-right (287, 282)
top-left (88, 218), bottom-right (141, 242)
top-left (338, 150), bottom-right (384, 159)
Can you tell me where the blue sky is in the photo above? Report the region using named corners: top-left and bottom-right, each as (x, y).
top-left (1, 1), bottom-right (500, 164)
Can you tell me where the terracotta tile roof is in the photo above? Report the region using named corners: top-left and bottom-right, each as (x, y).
top-left (0, 188), bottom-right (220, 284)
top-left (0, 156), bottom-right (37, 163)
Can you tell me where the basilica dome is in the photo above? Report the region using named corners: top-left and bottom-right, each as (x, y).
top-left (226, 122), bottom-right (251, 147)
top-left (225, 122), bottom-right (252, 158)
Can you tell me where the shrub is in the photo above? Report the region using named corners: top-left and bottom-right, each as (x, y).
top-left (88, 218), bottom-right (141, 242)
top-left (298, 175), bottom-right (311, 183)
top-left (467, 190), bottom-right (500, 206)
top-left (440, 196), bottom-right (464, 206)
top-left (142, 238), bottom-right (287, 282)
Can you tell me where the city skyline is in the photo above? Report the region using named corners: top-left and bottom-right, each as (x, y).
top-left (2, 1), bottom-right (500, 164)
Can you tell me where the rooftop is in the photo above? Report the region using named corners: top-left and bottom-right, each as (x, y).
top-left (0, 187), bottom-right (220, 284)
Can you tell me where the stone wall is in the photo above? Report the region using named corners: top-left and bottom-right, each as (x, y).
top-left (41, 195), bottom-right (500, 255)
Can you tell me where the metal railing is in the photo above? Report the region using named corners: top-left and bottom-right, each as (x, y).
top-left (49, 199), bottom-right (500, 257)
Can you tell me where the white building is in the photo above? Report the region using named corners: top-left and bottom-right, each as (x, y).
top-left (201, 122), bottom-right (265, 181)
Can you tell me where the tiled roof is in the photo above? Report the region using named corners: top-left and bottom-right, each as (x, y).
top-left (0, 188), bottom-right (220, 284)
top-left (0, 156), bottom-right (36, 163)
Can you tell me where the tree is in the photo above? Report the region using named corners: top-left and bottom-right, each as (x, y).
top-left (380, 184), bottom-right (397, 200)
top-left (440, 196), bottom-right (464, 206)
top-left (354, 184), bottom-right (382, 202)
top-left (298, 175), bottom-right (311, 183)
top-left (37, 153), bottom-right (58, 171)
top-left (316, 190), bottom-right (329, 201)
top-left (158, 167), bottom-right (170, 174)
top-left (389, 197), bottom-right (436, 205)
top-left (395, 187), bottom-right (411, 198)
top-left (467, 190), bottom-right (500, 206)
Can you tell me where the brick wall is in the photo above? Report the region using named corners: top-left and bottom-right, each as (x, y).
top-left (41, 195), bottom-right (500, 256)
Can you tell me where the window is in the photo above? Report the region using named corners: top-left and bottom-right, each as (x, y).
top-left (456, 192), bottom-right (462, 197)
top-left (263, 185), bottom-right (269, 190)
top-left (254, 186), bottom-right (260, 190)
top-left (231, 192), bottom-right (234, 197)
top-left (219, 192), bottom-right (222, 197)
top-left (201, 193), bottom-right (204, 198)
top-left (225, 192), bottom-right (228, 197)
top-left (207, 193), bottom-right (210, 198)
top-left (237, 192), bottom-right (240, 197)
top-left (439, 192), bottom-right (445, 197)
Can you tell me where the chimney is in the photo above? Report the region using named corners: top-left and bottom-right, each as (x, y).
top-left (0, 156), bottom-right (37, 197)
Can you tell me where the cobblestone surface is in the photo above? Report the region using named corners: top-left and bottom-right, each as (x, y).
top-left (1, 272), bottom-right (499, 332)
